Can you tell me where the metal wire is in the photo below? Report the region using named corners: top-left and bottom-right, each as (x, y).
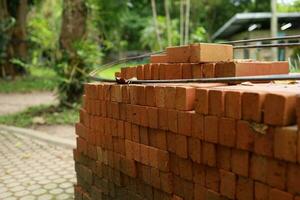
top-left (90, 74), bottom-right (300, 84)
top-left (221, 35), bottom-right (300, 44)
top-left (233, 42), bottom-right (300, 49)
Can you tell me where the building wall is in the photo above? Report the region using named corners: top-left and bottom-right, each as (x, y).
top-left (228, 29), bottom-right (299, 61)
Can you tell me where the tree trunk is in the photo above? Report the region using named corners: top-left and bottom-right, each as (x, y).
top-left (164, 0), bottom-right (172, 46)
top-left (58, 0), bottom-right (87, 105)
top-left (0, 0), bottom-right (28, 78)
top-left (60, 0), bottom-right (87, 53)
top-left (150, 0), bottom-right (162, 50)
top-left (180, 0), bottom-right (184, 45)
top-left (184, 0), bottom-right (190, 45)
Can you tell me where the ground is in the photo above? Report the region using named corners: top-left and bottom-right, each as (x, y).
top-left (0, 129), bottom-right (75, 200)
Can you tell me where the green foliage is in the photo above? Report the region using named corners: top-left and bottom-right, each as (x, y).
top-left (0, 105), bottom-right (79, 127)
top-left (0, 66), bottom-right (58, 93)
top-left (54, 37), bottom-right (102, 106)
top-left (140, 16), bottom-right (180, 51)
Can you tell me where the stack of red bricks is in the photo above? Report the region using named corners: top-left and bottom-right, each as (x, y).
top-left (74, 43), bottom-right (300, 200)
top-left (118, 43), bottom-right (289, 80)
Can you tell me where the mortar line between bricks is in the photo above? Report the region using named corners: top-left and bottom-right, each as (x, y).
top-left (0, 125), bottom-right (76, 149)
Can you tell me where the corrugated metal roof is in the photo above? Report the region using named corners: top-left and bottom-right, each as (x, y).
top-left (212, 12), bottom-right (300, 40)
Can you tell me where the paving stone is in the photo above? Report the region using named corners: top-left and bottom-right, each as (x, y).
top-left (0, 130), bottom-right (75, 199)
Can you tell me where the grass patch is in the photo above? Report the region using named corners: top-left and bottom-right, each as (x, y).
top-left (0, 67), bottom-right (58, 93)
top-left (0, 105), bottom-right (79, 127)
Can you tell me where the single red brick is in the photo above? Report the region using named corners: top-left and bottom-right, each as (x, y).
top-left (129, 85), bottom-right (139, 105)
top-left (220, 169), bottom-right (236, 199)
top-left (145, 85), bottom-right (156, 107)
top-left (157, 149), bottom-right (170, 172)
top-left (218, 117), bottom-right (236, 147)
top-left (168, 109), bottom-right (178, 133)
top-left (242, 91), bottom-right (266, 122)
top-left (151, 63), bottom-right (160, 80)
top-left (155, 130), bottom-right (167, 150)
top-left (165, 64), bottom-right (183, 79)
top-left (133, 142), bottom-right (141, 162)
top-left (100, 101), bottom-right (107, 117)
top-left (124, 122), bottom-right (132, 140)
top-left (150, 166), bottom-right (160, 187)
top-left (155, 85), bottom-right (166, 108)
top-left (97, 84), bottom-right (103, 100)
top-left (131, 124), bottom-right (140, 143)
top-left (266, 158), bottom-right (286, 190)
top-left (121, 85), bottom-right (130, 103)
top-left (178, 111), bottom-right (193, 136)
top-left (148, 107), bottom-right (158, 129)
top-left (136, 65), bottom-right (145, 80)
top-left (254, 182), bottom-right (269, 200)
top-left (225, 90), bottom-right (242, 119)
top-left (190, 43), bottom-right (233, 63)
top-left (140, 144), bottom-right (149, 165)
top-left (269, 188), bottom-right (293, 200)
top-left (178, 157), bottom-right (193, 181)
top-left (188, 137), bottom-right (202, 164)
top-left (204, 115), bottom-right (219, 143)
top-left (254, 127), bottom-right (274, 157)
top-left (125, 140), bottom-right (134, 160)
top-left (131, 104), bottom-right (140, 124)
top-left (165, 86), bottom-right (177, 109)
top-left (176, 134), bottom-right (188, 159)
top-left (176, 86), bottom-right (196, 111)
top-left (160, 172), bottom-right (173, 193)
top-left (205, 166), bottom-right (220, 192)
top-left (144, 64), bottom-right (152, 80)
top-left (137, 85), bottom-right (146, 105)
top-left (274, 126), bottom-right (297, 162)
top-left (193, 163), bottom-right (205, 186)
top-left (111, 102), bottom-right (120, 119)
top-left (182, 63), bottom-right (193, 79)
top-left (139, 126), bottom-right (149, 145)
top-left (202, 142), bottom-right (216, 167)
top-left (170, 153), bottom-right (180, 175)
top-left (250, 154), bottom-right (268, 183)
top-left (139, 106), bottom-right (148, 127)
top-left (103, 84), bottom-right (112, 101)
top-left (236, 120), bottom-right (255, 151)
top-left (192, 63), bottom-right (202, 78)
top-left (159, 64), bottom-right (166, 80)
top-left (150, 54), bottom-right (168, 63)
top-left (194, 184), bottom-right (206, 200)
top-left (195, 88), bottom-right (209, 115)
top-left (166, 45), bottom-right (190, 63)
top-left (167, 132), bottom-right (177, 153)
top-left (264, 92), bottom-right (297, 126)
top-left (236, 176), bottom-right (254, 200)
top-left (287, 163), bottom-right (300, 194)
top-left (202, 63), bottom-right (215, 78)
top-left (77, 137), bottom-right (87, 155)
top-left (231, 149), bottom-right (249, 177)
top-left (158, 108), bottom-right (169, 130)
top-left (217, 145), bottom-right (231, 171)
top-left (209, 89), bottom-right (225, 116)
top-left (148, 146), bottom-right (159, 168)
top-left (191, 113), bottom-right (204, 140)
top-left (111, 85), bottom-right (122, 103)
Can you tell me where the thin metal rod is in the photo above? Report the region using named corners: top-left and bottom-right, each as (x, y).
top-left (89, 50), bottom-right (164, 76)
top-left (221, 35), bottom-right (300, 44)
top-left (233, 42), bottom-right (300, 49)
top-left (90, 74), bottom-right (300, 84)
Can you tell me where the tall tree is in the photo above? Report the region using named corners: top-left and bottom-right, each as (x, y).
top-left (180, 0), bottom-right (184, 45)
top-left (58, 0), bottom-right (88, 105)
top-left (184, 0), bottom-right (190, 44)
top-left (151, 0), bottom-right (162, 50)
top-left (164, 0), bottom-right (172, 46)
top-left (0, 0), bottom-right (29, 78)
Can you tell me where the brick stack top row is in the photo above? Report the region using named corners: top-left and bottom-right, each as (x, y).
top-left (117, 43), bottom-right (289, 80)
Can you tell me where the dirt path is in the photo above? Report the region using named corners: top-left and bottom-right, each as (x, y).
top-left (0, 92), bottom-right (57, 116)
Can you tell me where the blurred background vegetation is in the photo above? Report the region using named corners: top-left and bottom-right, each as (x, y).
top-left (0, 0), bottom-right (299, 128)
